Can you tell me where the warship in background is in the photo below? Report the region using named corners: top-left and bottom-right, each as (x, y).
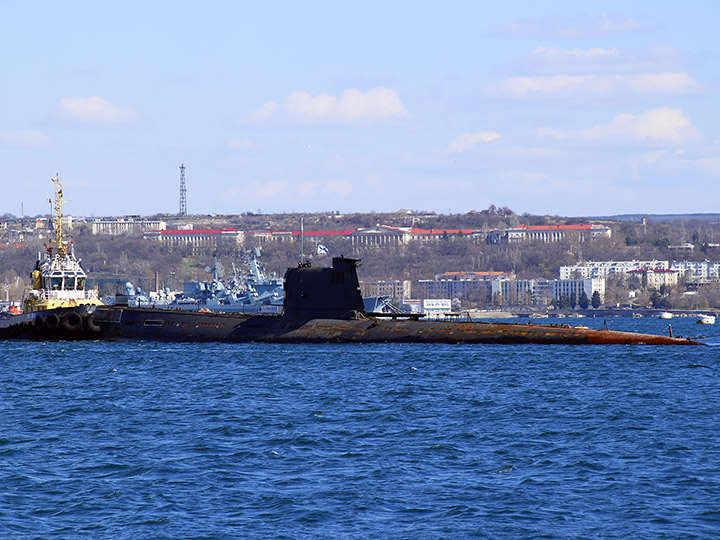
top-left (106, 248), bottom-right (284, 314)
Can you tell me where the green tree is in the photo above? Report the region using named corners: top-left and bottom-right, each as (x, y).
top-left (579, 291), bottom-right (589, 309)
top-left (651, 289), bottom-right (674, 309)
top-left (569, 292), bottom-right (577, 309)
top-left (591, 290), bottom-right (601, 308)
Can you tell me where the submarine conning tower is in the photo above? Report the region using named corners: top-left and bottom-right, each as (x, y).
top-left (283, 256), bottom-right (366, 319)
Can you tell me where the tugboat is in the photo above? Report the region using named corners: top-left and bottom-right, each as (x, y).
top-left (0, 174), bottom-right (103, 340)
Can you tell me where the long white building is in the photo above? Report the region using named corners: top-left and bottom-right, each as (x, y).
top-left (559, 260), bottom-right (669, 280)
top-left (670, 260), bottom-right (720, 281)
top-left (92, 218), bottom-right (166, 235)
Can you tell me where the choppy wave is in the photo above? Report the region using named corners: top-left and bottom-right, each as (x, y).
top-left (1, 334), bottom-right (718, 539)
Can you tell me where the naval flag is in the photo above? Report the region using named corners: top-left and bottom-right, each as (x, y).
top-left (317, 244), bottom-right (329, 257)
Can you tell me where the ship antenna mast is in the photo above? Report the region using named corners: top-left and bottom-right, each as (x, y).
top-left (179, 163), bottom-right (187, 216)
top-left (50, 173), bottom-right (66, 257)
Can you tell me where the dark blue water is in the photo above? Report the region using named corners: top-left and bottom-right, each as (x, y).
top-left (2, 318), bottom-right (719, 539)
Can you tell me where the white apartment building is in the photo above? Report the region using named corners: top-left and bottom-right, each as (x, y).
top-left (559, 260), bottom-right (669, 280)
top-left (670, 260), bottom-right (720, 281)
top-left (360, 280), bottom-right (412, 300)
top-left (491, 277), bottom-right (604, 306)
top-left (553, 278), bottom-right (605, 303)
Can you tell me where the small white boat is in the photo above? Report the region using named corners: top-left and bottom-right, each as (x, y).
top-left (658, 311), bottom-right (673, 319)
top-left (696, 314), bottom-right (715, 325)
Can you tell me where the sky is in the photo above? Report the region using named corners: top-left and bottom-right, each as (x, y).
top-left (1, 0), bottom-right (719, 218)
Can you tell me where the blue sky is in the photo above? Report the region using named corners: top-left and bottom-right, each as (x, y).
top-left (1, 1), bottom-right (719, 217)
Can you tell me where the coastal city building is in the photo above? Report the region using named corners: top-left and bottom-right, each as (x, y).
top-left (670, 260), bottom-right (720, 282)
top-left (237, 223), bottom-right (608, 247)
top-left (359, 280), bottom-right (412, 301)
top-left (486, 224), bottom-right (612, 244)
top-left (668, 242), bottom-right (695, 253)
top-left (491, 277), bottom-right (605, 307)
top-left (416, 271), bottom-right (510, 302)
top-left (559, 260), bottom-right (669, 280)
top-left (627, 268), bottom-right (679, 289)
top-left (91, 218), bottom-right (167, 236)
top-left (422, 299), bottom-right (453, 319)
top-left (143, 228), bottom-right (244, 253)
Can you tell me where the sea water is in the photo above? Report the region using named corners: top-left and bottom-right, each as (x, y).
top-left (1, 317), bottom-right (719, 539)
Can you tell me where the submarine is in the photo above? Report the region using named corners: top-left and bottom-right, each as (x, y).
top-left (83, 257), bottom-right (700, 345)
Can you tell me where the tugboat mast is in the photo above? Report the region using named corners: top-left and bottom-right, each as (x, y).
top-left (50, 173), bottom-right (66, 258)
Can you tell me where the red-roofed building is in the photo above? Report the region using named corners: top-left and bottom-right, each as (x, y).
top-left (144, 227), bottom-right (244, 252)
top-left (244, 229), bottom-right (358, 243)
top-left (409, 228), bottom-right (480, 241)
top-left (351, 225), bottom-right (409, 247)
top-left (487, 224), bottom-right (612, 244)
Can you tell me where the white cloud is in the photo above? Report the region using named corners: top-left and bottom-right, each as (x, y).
top-left (493, 13), bottom-right (650, 38)
top-left (486, 72), bottom-right (700, 99)
top-left (244, 87), bottom-right (408, 127)
top-left (228, 137), bottom-right (255, 151)
top-left (538, 107), bottom-right (703, 145)
top-left (631, 151), bottom-right (720, 178)
top-left (697, 157), bottom-right (720, 177)
top-left (519, 45), bottom-right (686, 75)
top-left (55, 96), bottom-right (139, 124)
top-left (0, 130), bottom-right (50, 147)
top-left (446, 131), bottom-right (502, 153)
top-left (499, 146), bottom-right (566, 159)
top-left (530, 45), bottom-right (621, 63)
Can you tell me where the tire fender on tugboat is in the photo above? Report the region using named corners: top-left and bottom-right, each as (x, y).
top-left (46, 313), bottom-right (61, 330)
top-left (61, 311), bottom-right (82, 332)
top-left (85, 314), bottom-right (101, 333)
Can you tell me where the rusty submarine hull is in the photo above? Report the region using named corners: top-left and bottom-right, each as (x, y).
top-left (4, 256), bottom-right (696, 345)
top-left (86, 306), bottom-right (701, 345)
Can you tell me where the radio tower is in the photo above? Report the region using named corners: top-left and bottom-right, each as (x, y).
top-left (179, 163), bottom-right (187, 216)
